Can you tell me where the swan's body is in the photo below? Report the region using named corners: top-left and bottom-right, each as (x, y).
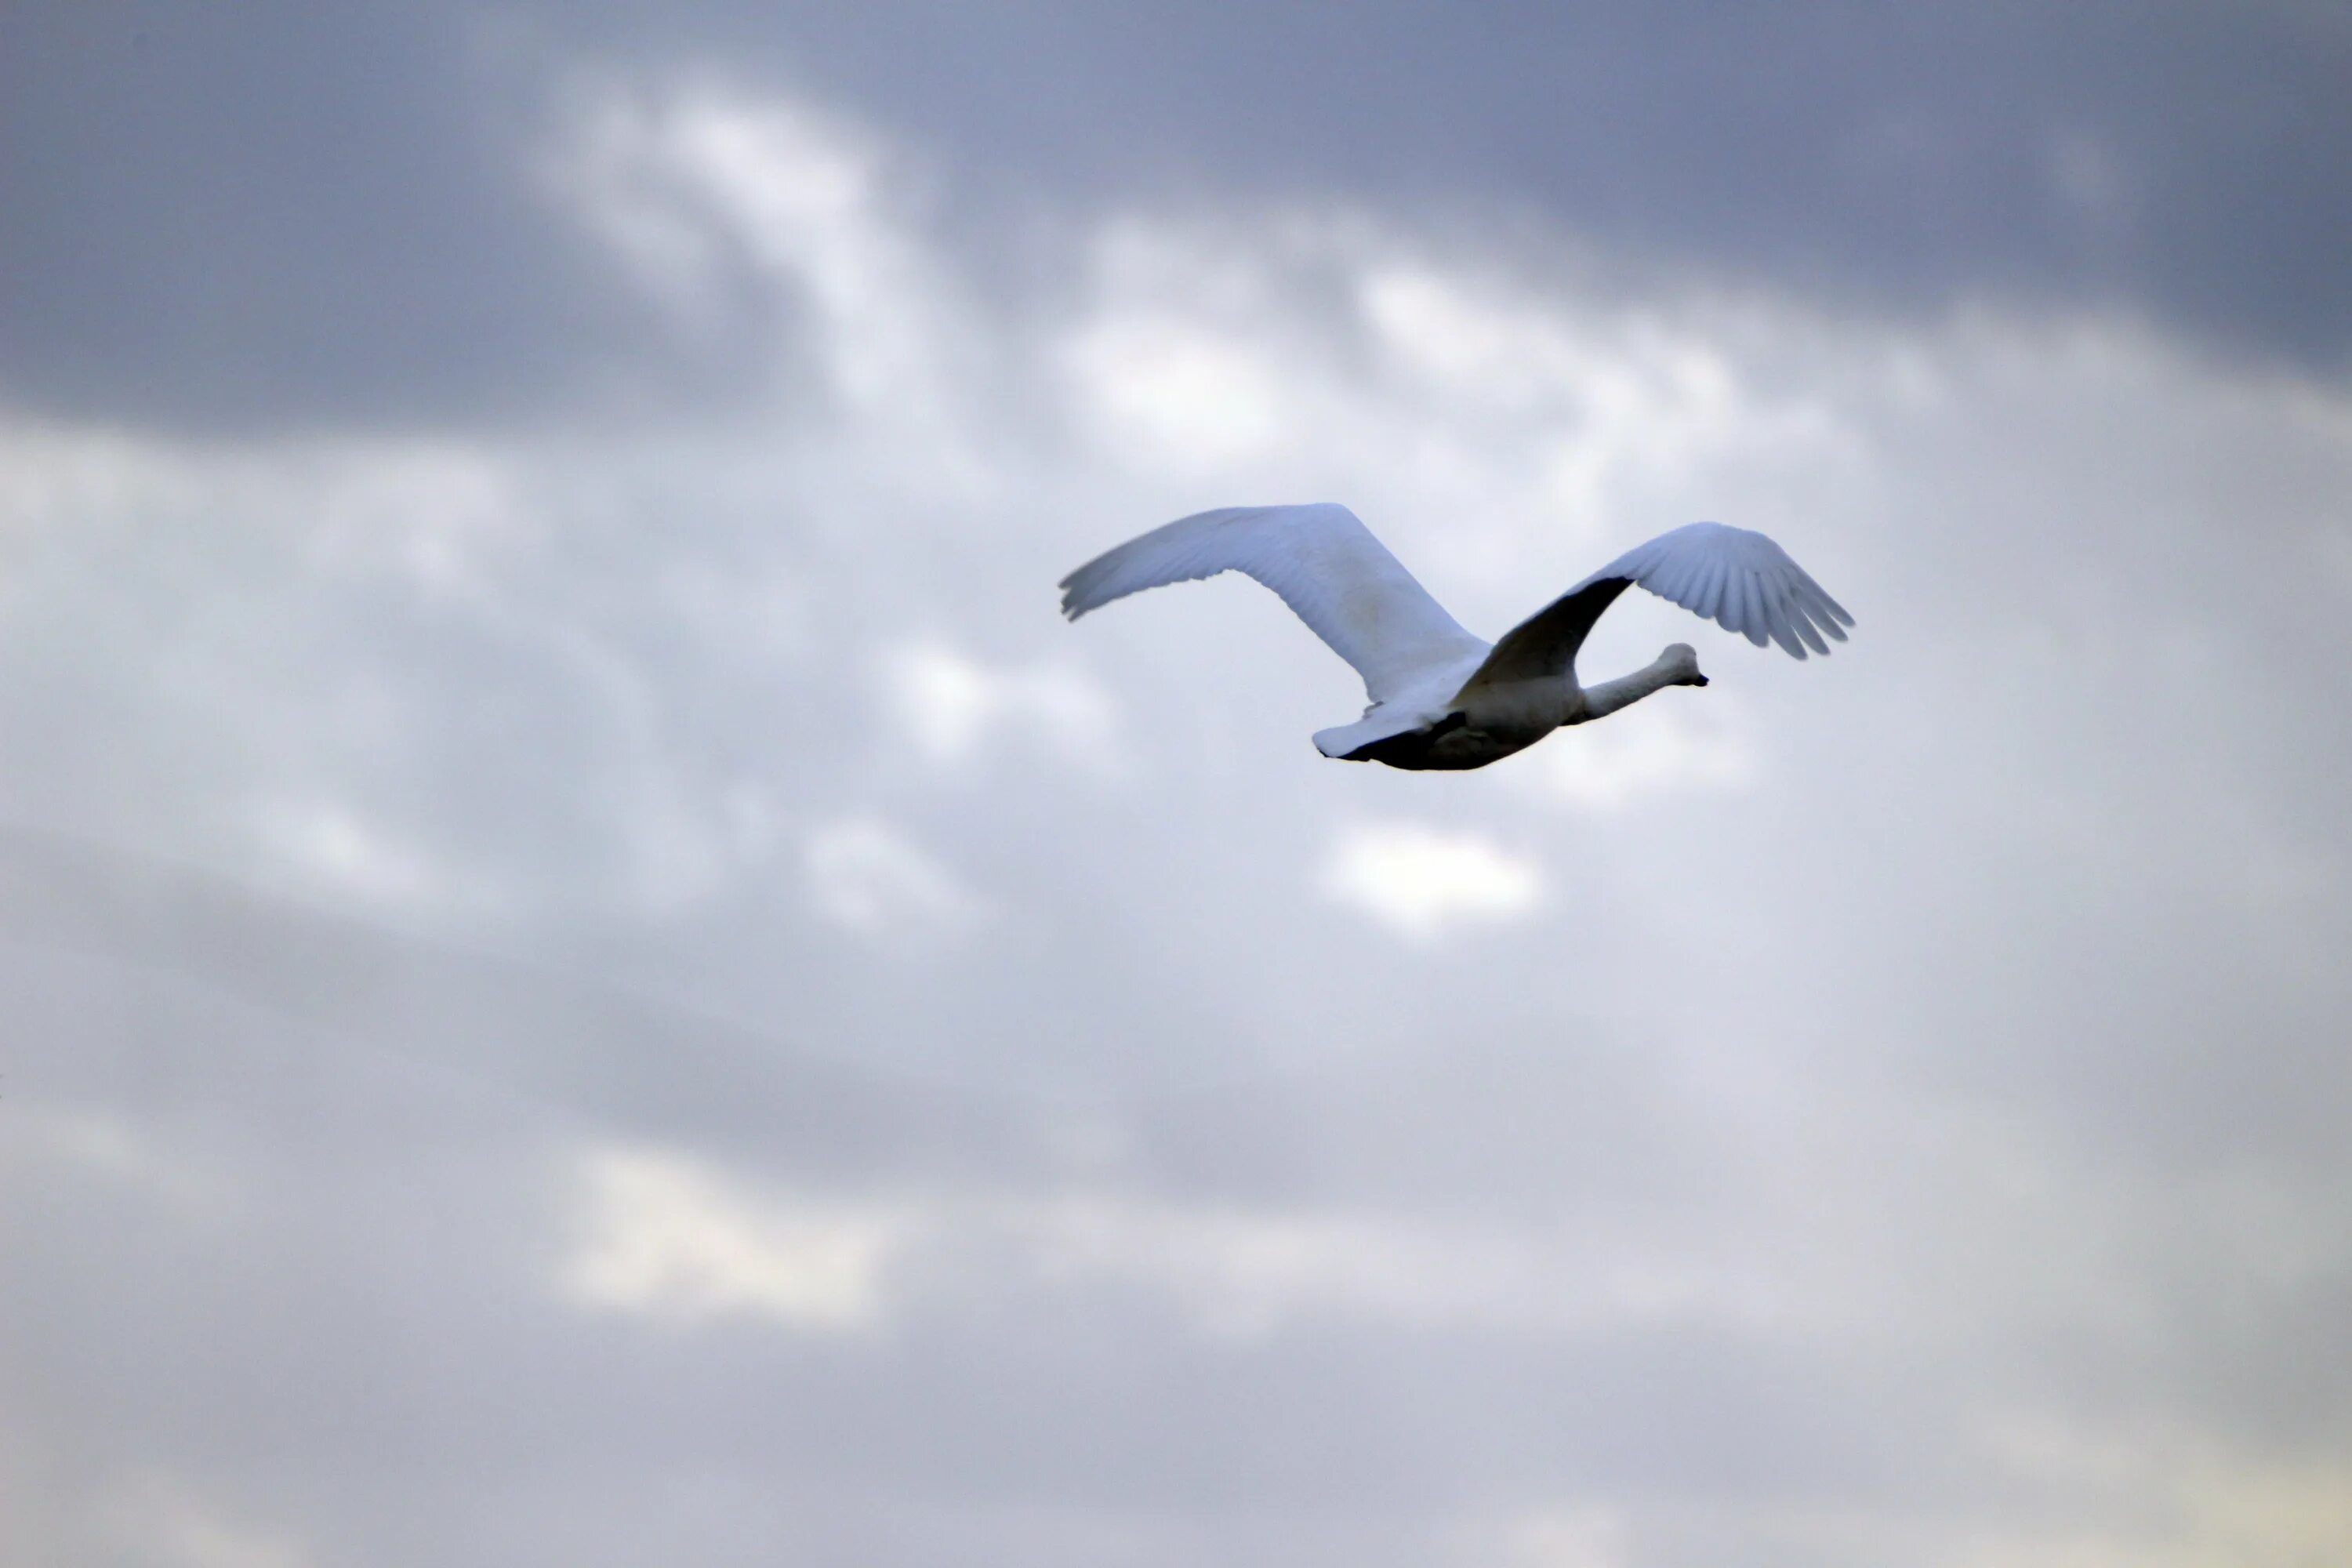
top-left (1059, 504), bottom-right (1852, 771)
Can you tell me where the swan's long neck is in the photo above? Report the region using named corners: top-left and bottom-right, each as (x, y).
top-left (1581, 654), bottom-right (1686, 720)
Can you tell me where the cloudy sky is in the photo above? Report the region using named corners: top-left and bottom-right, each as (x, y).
top-left (5, 5), bottom-right (2352, 1565)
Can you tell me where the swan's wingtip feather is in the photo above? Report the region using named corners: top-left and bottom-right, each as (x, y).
top-left (1058, 557), bottom-right (1118, 619)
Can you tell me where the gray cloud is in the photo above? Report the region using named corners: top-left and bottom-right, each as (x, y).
top-left (7, 2), bottom-right (2350, 439)
top-left (5, 34), bottom-right (2352, 1568)
top-left (0, 5), bottom-right (789, 433)
top-left (613, 0), bottom-right (2352, 361)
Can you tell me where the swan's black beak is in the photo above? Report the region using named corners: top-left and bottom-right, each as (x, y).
top-left (1691, 674), bottom-right (1710, 688)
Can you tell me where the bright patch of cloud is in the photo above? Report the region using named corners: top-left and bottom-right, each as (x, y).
top-left (261, 803), bottom-right (475, 907)
top-left (1319, 818), bottom-right (1543, 940)
top-left (1061, 313), bottom-right (1295, 474)
top-left (803, 815), bottom-right (985, 936)
top-left (1959, 1419), bottom-right (2352, 1568)
top-left (564, 1147), bottom-right (905, 1330)
top-left (1046, 1198), bottom-right (1790, 1336)
top-left (1010, 1196), bottom-right (1542, 1338)
top-left (993, 1198), bottom-right (1788, 1341)
top-left (557, 1147), bottom-right (1788, 1341)
top-left (1356, 261), bottom-right (1860, 521)
top-left (882, 644), bottom-right (1117, 768)
top-left (549, 78), bottom-right (965, 425)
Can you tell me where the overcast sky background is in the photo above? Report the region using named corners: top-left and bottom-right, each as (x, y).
top-left (5, 5), bottom-right (2352, 1566)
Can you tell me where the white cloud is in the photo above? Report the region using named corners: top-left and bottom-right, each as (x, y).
top-left (1007, 1195), bottom-right (1538, 1338)
top-left (882, 643), bottom-right (1118, 769)
top-left (1954, 1421), bottom-right (2352, 1568)
top-left (1319, 818), bottom-right (1544, 940)
top-left (1061, 311), bottom-right (1297, 474)
top-left (996, 1196), bottom-right (1792, 1341)
top-left (260, 802), bottom-right (481, 908)
top-left (564, 1147), bottom-right (906, 1330)
top-left (557, 1146), bottom-right (1791, 1341)
top-left (547, 76), bottom-right (969, 430)
top-left (1352, 256), bottom-right (1861, 521)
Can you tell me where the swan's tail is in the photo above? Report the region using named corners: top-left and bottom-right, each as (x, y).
top-left (1312, 707), bottom-right (1430, 760)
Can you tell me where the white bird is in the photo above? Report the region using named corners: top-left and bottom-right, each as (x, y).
top-left (1060, 504), bottom-right (1852, 771)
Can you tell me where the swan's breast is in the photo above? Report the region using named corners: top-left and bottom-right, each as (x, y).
top-left (1458, 678), bottom-right (1580, 735)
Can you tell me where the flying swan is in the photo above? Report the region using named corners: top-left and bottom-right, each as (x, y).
top-left (1060, 505), bottom-right (1853, 771)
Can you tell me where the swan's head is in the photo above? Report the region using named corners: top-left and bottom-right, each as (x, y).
top-left (1661, 642), bottom-right (1709, 688)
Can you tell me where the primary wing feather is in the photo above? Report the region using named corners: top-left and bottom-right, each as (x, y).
top-left (1059, 503), bottom-right (1487, 702)
top-left (1465, 521), bottom-right (1853, 687)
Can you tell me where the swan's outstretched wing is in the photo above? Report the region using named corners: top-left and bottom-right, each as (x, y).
top-left (1468, 521), bottom-right (1853, 686)
top-left (1059, 503), bottom-right (1488, 702)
